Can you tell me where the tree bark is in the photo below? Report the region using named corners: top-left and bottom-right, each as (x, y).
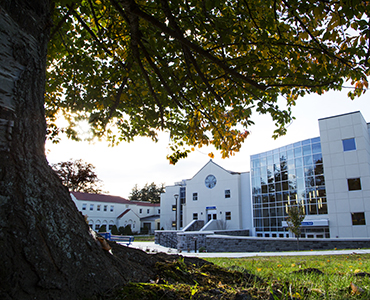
top-left (0, 1), bottom-right (155, 299)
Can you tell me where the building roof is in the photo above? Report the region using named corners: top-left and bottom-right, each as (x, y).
top-left (130, 201), bottom-right (160, 207)
top-left (71, 191), bottom-right (132, 204)
top-left (71, 192), bottom-right (160, 207)
top-left (140, 215), bottom-right (160, 221)
top-left (192, 159), bottom-right (241, 179)
top-left (117, 209), bottom-right (131, 219)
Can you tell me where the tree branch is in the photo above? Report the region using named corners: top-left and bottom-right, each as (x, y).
top-left (137, 39), bottom-right (184, 109)
top-left (50, 4), bottom-right (74, 40)
top-left (282, 0), bottom-right (353, 68)
top-left (118, 0), bottom-right (266, 91)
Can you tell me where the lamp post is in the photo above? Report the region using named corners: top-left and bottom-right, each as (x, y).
top-left (174, 194), bottom-right (179, 230)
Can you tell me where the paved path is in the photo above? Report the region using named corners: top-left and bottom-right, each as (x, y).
top-left (124, 241), bottom-right (370, 258)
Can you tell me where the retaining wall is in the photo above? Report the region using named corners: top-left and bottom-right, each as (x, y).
top-left (205, 235), bottom-right (370, 252)
top-left (154, 230), bottom-right (178, 248)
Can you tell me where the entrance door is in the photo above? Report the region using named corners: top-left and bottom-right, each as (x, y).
top-left (208, 213), bottom-right (217, 221)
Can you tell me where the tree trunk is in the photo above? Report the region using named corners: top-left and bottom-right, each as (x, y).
top-left (0, 2), bottom-right (155, 299)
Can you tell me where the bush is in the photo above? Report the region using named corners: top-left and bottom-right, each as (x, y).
top-left (98, 225), bottom-right (106, 232)
top-left (118, 225), bottom-right (133, 235)
top-left (111, 225), bottom-right (119, 235)
top-left (141, 226), bottom-right (149, 234)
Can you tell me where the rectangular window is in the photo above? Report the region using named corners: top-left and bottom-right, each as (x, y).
top-left (104, 205), bottom-right (107, 211)
top-left (139, 208), bottom-right (143, 213)
top-left (225, 190), bottom-right (231, 198)
top-left (225, 211), bottom-right (231, 220)
top-left (110, 205), bottom-right (114, 212)
top-left (180, 187), bottom-right (186, 204)
top-left (95, 224), bottom-right (100, 230)
top-left (193, 213), bottom-right (198, 220)
top-left (192, 192), bottom-right (198, 201)
top-left (158, 209), bottom-right (160, 214)
top-left (90, 204), bottom-right (94, 211)
top-left (342, 138), bottom-right (356, 151)
top-left (97, 205), bottom-right (101, 211)
top-left (172, 205), bottom-right (176, 211)
top-left (352, 212), bottom-right (366, 225)
top-left (348, 178), bottom-right (362, 191)
top-left (147, 209), bottom-right (150, 214)
top-left (82, 203), bottom-right (87, 210)
top-left (171, 221), bottom-right (176, 227)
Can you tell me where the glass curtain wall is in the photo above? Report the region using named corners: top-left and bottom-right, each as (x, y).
top-left (251, 137), bottom-right (327, 237)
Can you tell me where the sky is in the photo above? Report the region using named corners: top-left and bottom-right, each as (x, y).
top-left (46, 89), bottom-right (369, 199)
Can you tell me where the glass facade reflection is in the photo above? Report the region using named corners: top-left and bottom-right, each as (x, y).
top-left (251, 137), bottom-right (328, 237)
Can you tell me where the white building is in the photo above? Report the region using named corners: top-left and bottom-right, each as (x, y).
top-left (71, 192), bottom-right (160, 234)
top-left (160, 160), bottom-right (252, 231)
top-left (160, 111), bottom-right (370, 239)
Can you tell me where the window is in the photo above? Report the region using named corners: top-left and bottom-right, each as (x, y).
top-left (82, 203), bottom-right (87, 210)
top-left (95, 224), bottom-right (100, 230)
top-left (172, 205), bottom-right (176, 211)
top-left (342, 138), bottom-right (356, 151)
top-left (139, 208), bottom-right (143, 213)
top-left (352, 212), bottom-right (366, 225)
top-left (180, 187), bottom-right (186, 204)
top-left (147, 209), bottom-right (150, 214)
top-left (193, 213), bottom-right (198, 220)
top-left (158, 209), bottom-right (160, 214)
top-left (225, 211), bottom-right (231, 220)
top-left (97, 205), bottom-right (101, 211)
top-left (104, 205), bottom-right (107, 211)
top-left (172, 221), bottom-right (176, 227)
top-left (90, 204), bottom-right (94, 211)
top-left (192, 192), bottom-right (198, 201)
top-left (225, 190), bottom-right (231, 198)
top-left (110, 205), bottom-right (114, 212)
top-left (348, 178), bottom-right (362, 191)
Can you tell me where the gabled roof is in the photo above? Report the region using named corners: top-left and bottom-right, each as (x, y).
top-left (191, 159), bottom-right (241, 179)
top-left (117, 209), bottom-right (131, 219)
top-left (71, 191), bottom-right (131, 204)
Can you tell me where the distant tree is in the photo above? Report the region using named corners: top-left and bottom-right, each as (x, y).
top-left (51, 159), bottom-right (105, 193)
top-left (286, 204), bottom-right (305, 250)
top-left (129, 182), bottom-right (165, 203)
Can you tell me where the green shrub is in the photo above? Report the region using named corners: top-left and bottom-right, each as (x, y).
top-left (111, 225), bottom-right (119, 235)
top-left (98, 225), bottom-right (106, 232)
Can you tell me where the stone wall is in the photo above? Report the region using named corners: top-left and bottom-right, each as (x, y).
top-left (156, 230), bottom-right (370, 252)
top-left (177, 232), bottom-right (211, 251)
top-left (214, 229), bottom-right (249, 236)
top-left (155, 230), bottom-right (179, 249)
top-left (205, 235), bottom-right (370, 252)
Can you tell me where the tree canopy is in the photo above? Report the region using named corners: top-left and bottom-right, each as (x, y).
top-left (129, 182), bottom-right (165, 203)
top-left (47, 0), bottom-right (369, 163)
top-left (51, 159), bottom-right (105, 193)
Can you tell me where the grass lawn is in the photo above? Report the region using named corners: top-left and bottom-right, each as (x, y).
top-left (133, 235), bottom-right (155, 241)
top-left (206, 253), bottom-right (370, 299)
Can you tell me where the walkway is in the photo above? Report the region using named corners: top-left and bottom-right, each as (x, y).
top-left (124, 241), bottom-right (370, 258)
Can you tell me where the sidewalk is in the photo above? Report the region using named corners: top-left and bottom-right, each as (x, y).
top-left (125, 241), bottom-right (370, 258)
